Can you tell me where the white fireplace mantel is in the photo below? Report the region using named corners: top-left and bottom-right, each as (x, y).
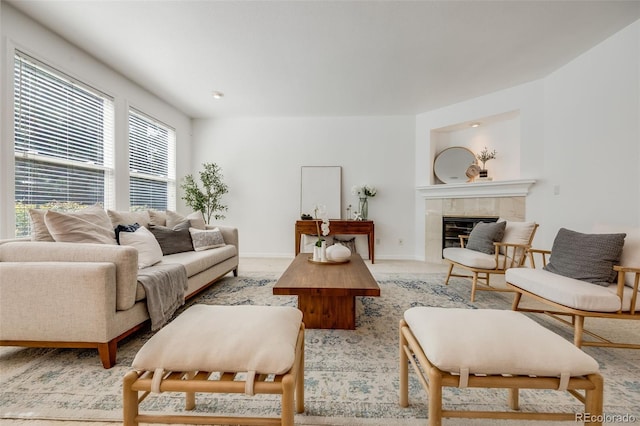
top-left (416, 179), bottom-right (536, 199)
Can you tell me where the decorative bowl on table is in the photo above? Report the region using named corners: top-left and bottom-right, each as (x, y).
top-left (326, 243), bottom-right (351, 262)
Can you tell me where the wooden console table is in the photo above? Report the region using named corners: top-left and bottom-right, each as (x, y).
top-left (295, 219), bottom-right (375, 263)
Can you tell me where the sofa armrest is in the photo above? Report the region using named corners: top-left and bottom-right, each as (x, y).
top-left (0, 241), bottom-right (138, 311)
top-left (206, 225), bottom-right (239, 253)
top-left (0, 262), bottom-right (116, 342)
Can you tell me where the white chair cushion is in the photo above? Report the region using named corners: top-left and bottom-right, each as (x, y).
top-left (404, 307), bottom-right (599, 377)
top-left (605, 284), bottom-right (640, 312)
top-left (443, 247), bottom-right (504, 270)
top-left (132, 304), bottom-right (302, 375)
top-left (506, 268), bottom-right (622, 312)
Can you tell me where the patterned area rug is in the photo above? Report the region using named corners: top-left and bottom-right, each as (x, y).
top-left (1, 272), bottom-right (639, 424)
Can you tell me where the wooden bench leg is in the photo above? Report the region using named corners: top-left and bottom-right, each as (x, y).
top-left (122, 371), bottom-right (140, 426)
top-left (428, 367), bottom-right (443, 426)
top-left (509, 388), bottom-right (519, 410)
top-left (585, 373), bottom-right (604, 425)
top-left (399, 320), bottom-right (409, 407)
top-left (296, 334), bottom-right (305, 414)
top-left (282, 375), bottom-right (295, 426)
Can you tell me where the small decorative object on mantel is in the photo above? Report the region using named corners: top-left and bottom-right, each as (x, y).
top-left (465, 164), bottom-right (481, 182)
top-left (476, 147), bottom-right (497, 179)
top-left (351, 184), bottom-right (377, 221)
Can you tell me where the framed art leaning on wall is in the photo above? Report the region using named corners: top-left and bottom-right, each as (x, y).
top-left (300, 166), bottom-right (341, 219)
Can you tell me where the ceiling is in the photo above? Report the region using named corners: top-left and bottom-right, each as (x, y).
top-left (7, 0), bottom-right (640, 119)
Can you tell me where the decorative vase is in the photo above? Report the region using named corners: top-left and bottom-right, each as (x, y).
top-left (313, 244), bottom-right (320, 261)
top-left (358, 197), bottom-right (368, 221)
top-left (479, 169), bottom-right (488, 178)
top-left (320, 240), bottom-right (327, 262)
top-left (326, 243), bottom-right (351, 262)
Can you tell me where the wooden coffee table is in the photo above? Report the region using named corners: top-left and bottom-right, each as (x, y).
top-left (273, 253), bottom-right (380, 330)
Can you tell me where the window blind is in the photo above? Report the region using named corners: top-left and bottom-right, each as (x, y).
top-left (128, 109), bottom-right (176, 211)
top-left (14, 51), bottom-right (114, 237)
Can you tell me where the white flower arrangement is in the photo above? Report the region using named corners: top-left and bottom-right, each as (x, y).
top-left (351, 184), bottom-right (377, 198)
top-left (314, 204), bottom-right (330, 246)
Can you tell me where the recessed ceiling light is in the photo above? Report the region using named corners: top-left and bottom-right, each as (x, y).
top-left (212, 91), bottom-right (224, 99)
top-left (470, 122), bottom-right (481, 128)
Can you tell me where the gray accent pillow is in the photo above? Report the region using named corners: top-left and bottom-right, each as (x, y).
top-left (149, 219), bottom-right (194, 255)
top-left (544, 228), bottom-right (626, 286)
top-left (465, 221), bottom-right (506, 255)
top-left (189, 227), bottom-right (226, 251)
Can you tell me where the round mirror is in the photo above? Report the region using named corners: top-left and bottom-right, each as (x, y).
top-left (433, 147), bottom-right (476, 184)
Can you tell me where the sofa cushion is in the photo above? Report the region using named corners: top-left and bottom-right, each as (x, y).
top-left (506, 268), bottom-right (622, 312)
top-left (150, 220), bottom-right (193, 255)
top-left (543, 228), bottom-right (626, 287)
top-left (44, 206), bottom-right (117, 245)
top-left (148, 210), bottom-right (167, 226)
top-left (443, 247), bottom-right (504, 270)
top-left (189, 227), bottom-right (225, 251)
top-left (465, 221), bottom-right (506, 255)
top-left (160, 244), bottom-right (237, 277)
top-left (119, 226), bottom-right (163, 269)
top-left (28, 209), bottom-right (55, 242)
top-left (108, 210), bottom-right (151, 229)
top-left (167, 210), bottom-right (206, 230)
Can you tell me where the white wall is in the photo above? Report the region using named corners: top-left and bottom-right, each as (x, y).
top-left (537, 19), bottom-right (640, 242)
top-left (0, 3), bottom-right (192, 238)
top-left (415, 19), bottom-right (639, 256)
top-left (191, 116), bottom-right (416, 258)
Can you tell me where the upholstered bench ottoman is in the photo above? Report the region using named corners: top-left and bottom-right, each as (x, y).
top-left (123, 304), bottom-right (305, 426)
top-left (399, 307), bottom-right (603, 426)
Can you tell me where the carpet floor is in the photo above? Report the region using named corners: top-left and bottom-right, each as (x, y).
top-left (1, 260), bottom-right (639, 425)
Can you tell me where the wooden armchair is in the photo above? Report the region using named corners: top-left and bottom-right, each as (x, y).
top-left (506, 228), bottom-right (640, 349)
top-left (444, 221), bottom-right (538, 302)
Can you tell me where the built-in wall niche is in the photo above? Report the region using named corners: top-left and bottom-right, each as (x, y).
top-left (430, 110), bottom-right (521, 184)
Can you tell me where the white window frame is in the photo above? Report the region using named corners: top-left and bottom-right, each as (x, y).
top-left (128, 108), bottom-right (176, 212)
top-left (13, 50), bottom-right (115, 237)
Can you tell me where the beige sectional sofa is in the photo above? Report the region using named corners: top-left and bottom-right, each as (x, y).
top-left (0, 207), bottom-right (239, 368)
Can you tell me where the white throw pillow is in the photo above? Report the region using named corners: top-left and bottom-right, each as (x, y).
top-left (189, 227), bottom-right (225, 251)
top-left (119, 226), bottom-right (163, 269)
top-left (498, 219), bottom-right (537, 256)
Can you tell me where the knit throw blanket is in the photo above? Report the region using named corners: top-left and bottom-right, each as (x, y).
top-left (137, 263), bottom-right (188, 331)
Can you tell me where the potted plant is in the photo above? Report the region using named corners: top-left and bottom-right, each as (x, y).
top-left (181, 163), bottom-right (228, 224)
top-left (476, 147), bottom-right (497, 178)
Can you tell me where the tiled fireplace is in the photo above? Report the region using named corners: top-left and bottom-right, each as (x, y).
top-left (417, 180), bottom-right (535, 263)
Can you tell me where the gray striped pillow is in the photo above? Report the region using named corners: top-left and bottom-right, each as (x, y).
top-left (544, 228), bottom-right (626, 286)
